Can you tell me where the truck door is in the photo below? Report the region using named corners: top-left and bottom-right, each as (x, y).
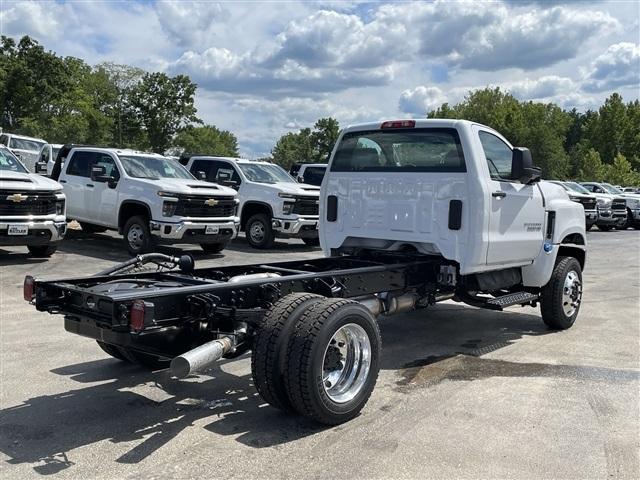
top-left (88, 153), bottom-right (120, 226)
top-left (475, 128), bottom-right (545, 266)
top-left (61, 151), bottom-right (94, 221)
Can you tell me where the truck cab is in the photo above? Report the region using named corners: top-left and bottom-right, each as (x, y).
top-left (0, 133), bottom-right (46, 173)
top-left (321, 119), bottom-right (585, 287)
top-left (56, 147), bottom-right (239, 255)
top-left (181, 156), bottom-right (320, 249)
top-left (0, 146), bottom-right (66, 257)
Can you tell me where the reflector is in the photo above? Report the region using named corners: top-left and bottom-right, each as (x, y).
top-left (23, 276), bottom-right (35, 302)
top-left (380, 120), bottom-right (416, 129)
top-left (130, 300), bottom-right (146, 332)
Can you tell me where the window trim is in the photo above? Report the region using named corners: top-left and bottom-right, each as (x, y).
top-left (477, 130), bottom-right (516, 184)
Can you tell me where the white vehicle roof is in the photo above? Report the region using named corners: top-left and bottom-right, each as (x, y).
top-left (299, 163), bottom-right (327, 168)
top-left (71, 146), bottom-right (165, 158)
top-left (342, 118), bottom-right (474, 133)
top-left (189, 155), bottom-right (276, 166)
top-left (4, 132), bottom-right (46, 142)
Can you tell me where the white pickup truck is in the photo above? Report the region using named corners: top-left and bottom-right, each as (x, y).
top-left (0, 146), bottom-right (66, 256)
top-left (54, 147), bottom-right (239, 255)
top-left (28, 119), bottom-right (587, 425)
top-left (180, 156), bottom-right (320, 249)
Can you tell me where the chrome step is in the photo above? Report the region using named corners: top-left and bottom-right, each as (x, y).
top-left (486, 292), bottom-right (539, 310)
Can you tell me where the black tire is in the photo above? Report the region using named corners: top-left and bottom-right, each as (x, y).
top-left (302, 237), bottom-right (320, 247)
top-left (116, 347), bottom-right (170, 370)
top-left (585, 223), bottom-right (593, 231)
top-left (96, 341), bottom-right (128, 361)
top-left (246, 213), bottom-right (275, 249)
top-left (597, 224), bottom-right (612, 231)
top-left (285, 298), bottom-right (381, 425)
top-left (621, 209), bottom-right (633, 229)
top-left (80, 222), bottom-right (107, 234)
top-left (123, 215), bottom-right (154, 255)
top-left (251, 293), bottom-right (324, 411)
top-left (540, 256), bottom-right (583, 330)
top-left (200, 242), bottom-right (228, 254)
top-left (27, 244), bottom-right (57, 257)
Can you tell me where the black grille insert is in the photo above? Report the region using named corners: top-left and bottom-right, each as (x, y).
top-left (174, 195), bottom-right (236, 217)
top-left (0, 190), bottom-right (57, 216)
top-left (292, 196), bottom-right (319, 216)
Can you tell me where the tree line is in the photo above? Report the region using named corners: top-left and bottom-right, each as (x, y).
top-left (1, 36), bottom-right (638, 184)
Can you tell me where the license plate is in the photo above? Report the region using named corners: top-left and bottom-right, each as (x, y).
top-left (205, 225), bottom-right (220, 235)
top-left (8, 225), bottom-right (28, 236)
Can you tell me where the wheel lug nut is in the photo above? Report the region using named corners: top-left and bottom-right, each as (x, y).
top-left (325, 381), bottom-right (332, 388)
top-left (338, 341), bottom-right (345, 348)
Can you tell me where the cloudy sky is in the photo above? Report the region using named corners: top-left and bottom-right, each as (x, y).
top-left (1, 0), bottom-right (639, 157)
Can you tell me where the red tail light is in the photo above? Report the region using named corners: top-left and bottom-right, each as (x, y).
top-left (130, 300), bottom-right (146, 332)
top-left (24, 275), bottom-right (35, 302)
top-left (381, 120), bottom-right (416, 129)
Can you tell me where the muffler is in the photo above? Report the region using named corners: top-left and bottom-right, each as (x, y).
top-left (170, 336), bottom-right (234, 378)
top-left (355, 292), bottom-right (419, 317)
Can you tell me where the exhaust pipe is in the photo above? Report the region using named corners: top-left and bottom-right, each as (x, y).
top-left (355, 292), bottom-right (419, 317)
top-left (171, 336), bottom-right (234, 379)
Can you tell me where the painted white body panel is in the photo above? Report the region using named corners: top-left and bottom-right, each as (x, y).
top-left (320, 119), bottom-right (585, 287)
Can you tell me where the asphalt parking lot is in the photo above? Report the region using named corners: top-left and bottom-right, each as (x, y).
top-left (1, 229), bottom-right (638, 479)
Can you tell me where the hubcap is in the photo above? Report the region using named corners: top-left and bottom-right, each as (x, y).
top-left (249, 221), bottom-right (265, 243)
top-left (127, 224), bottom-right (144, 250)
top-left (562, 270), bottom-right (582, 317)
top-left (322, 323), bottom-right (371, 404)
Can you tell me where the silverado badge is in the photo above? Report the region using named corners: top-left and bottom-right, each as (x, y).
top-left (204, 198), bottom-right (219, 207)
top-left (7, 193), bottom-right (28, 203)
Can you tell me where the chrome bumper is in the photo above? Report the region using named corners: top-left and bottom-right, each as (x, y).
top-left (150, 218), bottom-right (239, 243)
top-left (0, 218), bottom-right (67, 245)
top-left (272, 216), bottom-right (319, 238)
top-left (597, 209), bottom-right (626, 224)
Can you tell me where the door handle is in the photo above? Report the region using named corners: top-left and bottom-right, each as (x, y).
top-left (86, 183), bottom-right (94, 188)
top-left (492, 191), bottom-right (507, 199)
top-left (59, 180), bottom-right (66, 183)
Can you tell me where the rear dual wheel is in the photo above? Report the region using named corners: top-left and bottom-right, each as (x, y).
top-left (252, 294), bottom-right (381, 425)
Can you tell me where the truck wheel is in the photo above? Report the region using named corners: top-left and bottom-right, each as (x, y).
top-left (27, 245), bottom-right (57, 257)
top-left (540, 256), bottom-right (583, 330)
top-left (200, 242), bottom-right (228, 254)
top-left (285, 298), bottom-right (381, 425)
top-left (251, 293), bottom-right (324, 412)
top-left (96, 341), bottom-right (128, 361)
top-left (621, 209), bottom-right (633, 229)
top-left (585, 223), bottom-right (593, 231)
top-left (598, 224), bottom-right (612, 231)
top-left (79, 222), bottom-right (107, 234)
top-left (246, 213), bottom-right (275, 249)
top-left (123, 215), bottom-right (154, 255)
top-left (302, 238), bottom-right (320, 247)
top-left (116, 347), bottom-right (170, 370)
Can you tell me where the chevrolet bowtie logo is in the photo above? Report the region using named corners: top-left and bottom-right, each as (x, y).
top-left (204, 198), bottom-right (218, 207)
top-left (7, 193), bottom-right (28, 203)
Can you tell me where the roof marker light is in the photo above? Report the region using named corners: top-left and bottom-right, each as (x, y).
top-left (381, 120), bottom-right (416, 129)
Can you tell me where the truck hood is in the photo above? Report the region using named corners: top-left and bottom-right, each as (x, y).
top-left (257, 181), bottom-right (320, 197)
top-left (132, 177), bottom-right (237, 197)
top-left (0, 170), bottom-right (63, 191)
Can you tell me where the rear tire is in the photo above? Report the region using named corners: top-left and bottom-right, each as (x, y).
top-left (201, 242), bottom-right (228, 254)
top-left (80, 222), bottom-right (107, 234)
top-left (123, 215), bottom-right (154, 255)
top-left (251, 293), bottom-right (324, 411)
top-left (285, 298), bottom-right (381, 425)
top-left (27, 244), bottom-right (57, 257)
top-left (540, 256), bottom-right (583, 330)
top-left (246, 213), bottom-right (275, 249)
top-left (302, 237), bottom-right (320, 247)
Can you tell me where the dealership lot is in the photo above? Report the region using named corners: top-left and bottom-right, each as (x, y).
top-left (0, 230), bottom-right (638, 479)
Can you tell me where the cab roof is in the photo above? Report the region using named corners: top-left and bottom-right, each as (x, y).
top-left (342, 118), bottom-right (474, 134)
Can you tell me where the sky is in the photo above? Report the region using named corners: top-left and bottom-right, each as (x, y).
top-left (1, 0), bottom-right (639, 158)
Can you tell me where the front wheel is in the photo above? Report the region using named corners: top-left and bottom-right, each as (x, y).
top-left (246, 213), bottom-right (275, 249)
top-left (285, 298), bottom-right (381, 425)
top-left (598, 224), bottom-right (612, 231)
top-left (123, 215), bottom-right (154, 255)
top-left (540, 256), bottom-right (583, 330)
top-left (27, 244), bottom-right (57, 257)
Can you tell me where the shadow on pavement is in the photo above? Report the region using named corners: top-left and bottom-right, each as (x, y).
top-left (0, 303), bottom-right (554, 474)
top-left (0, 249), bottom-right (48, 266)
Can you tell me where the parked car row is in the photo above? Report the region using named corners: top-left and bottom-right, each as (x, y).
top-left (1, 144), bottom-right (321, 257)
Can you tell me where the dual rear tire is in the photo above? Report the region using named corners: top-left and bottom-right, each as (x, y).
top-left (251, 294), bottom-right (381, 425)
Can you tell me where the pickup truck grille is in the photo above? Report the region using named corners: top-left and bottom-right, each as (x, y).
top-left (0, 190), bottom-right (57, 216)
top-left (292, 197), bottom-right (319, 216)
top-left (612, 199), bottom-right (626, 212)
top-left (174, 195), bottom-right (236, 217)
top-left (578, 198), bottom-right (596, 210)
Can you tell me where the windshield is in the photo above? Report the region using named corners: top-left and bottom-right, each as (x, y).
top-left (566, 182), bottom-right (592, 194)
top-left (52, 147), bottom-right (61, 160)
top-left (239, 163), bottom-right (294, 183)
top-left (301, 166), bottom-right (326, 186)
top-left (331, 128), bottom-right (465, 172)
top-left (602, 184), bottom-right (623, 195)
top-left (119, 155), bottom-right (193, 180)
top-left (9, 138), bottom-right (45, 152)
top-left (0, 148), bottom-right (28, 173)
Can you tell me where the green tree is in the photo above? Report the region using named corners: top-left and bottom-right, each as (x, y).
top-left (311, 117), bottom-right (340, 162)
top-left (574, 147), bottom-right (606, 182)
top-left (173, 125), bottom-right (239, 156)
top-left (271, 117), bottom-right (340, 168)
top-left (129, 72), bottom-right (199, 153)
top-left (605, 153), bottom-right (640, 185)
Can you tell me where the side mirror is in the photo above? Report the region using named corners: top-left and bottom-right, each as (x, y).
top-left (511, 147), bottom-right (541, 184)
top-left (91, 165), bottom-right (107, 181)
top-left (297, 175), bottom-right (304, 183)
top-left (35, 162), bottom-right (48, 175)
top-left (223, 180), bottom-right (240, 190)
top-left (196, 171), bottom-right (206, 181)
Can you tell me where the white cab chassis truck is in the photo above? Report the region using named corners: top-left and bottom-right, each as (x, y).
top-left (27, 119), bottom-right (586, 425)
top-left (54, 147), bottom-right (239, 255)
top-left (0, 146), bottom-right (66, 256)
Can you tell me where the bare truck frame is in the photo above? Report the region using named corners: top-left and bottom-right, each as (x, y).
top-left (24, 251), bottom-right (558, 425)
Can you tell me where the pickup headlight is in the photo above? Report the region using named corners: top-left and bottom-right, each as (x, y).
top-left (596, 198), bottom-right (611, 207)
top-left (278, 193), bottom-right (296, 199)
top-left (55, 199), bottom-right (65, 215)
top-left (283, 201), bottom-right (295, 215)
top-left (568, 195), bottom-right (580, 202)
top-left (162, 201), bottom-right (177, 217)
top-left (157, 191), bottom-right (180, 198)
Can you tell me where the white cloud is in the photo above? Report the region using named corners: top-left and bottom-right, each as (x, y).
top-left (583, 42), bottom-right (640, 92)
top-left (505, 76), bottom-right (576, 100)
top-left (155, 1), bottom-right (228, 48)
top-left (399, 86), bottom-right (447, 115)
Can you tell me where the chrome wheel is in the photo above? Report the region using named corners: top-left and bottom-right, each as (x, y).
top-left (562, 270), bottom-right (582, 317)
top-left (322, 323), bottom-right (371, 404)
top-left (127, 224), bottom-right (144, 251)
top-left (249, 221), bottom-right (265, 243)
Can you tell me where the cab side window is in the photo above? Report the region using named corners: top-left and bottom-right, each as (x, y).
top-left (0, 135), bottom-right (7, 146)
top-left (479, 131), bottom-right (512, 181)
top-left (66, 152), bottom-right (97, 177)
top-left (94, 154), bottom-right (120, 181)
top-left (191, 160), bottom-right (214, 182)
